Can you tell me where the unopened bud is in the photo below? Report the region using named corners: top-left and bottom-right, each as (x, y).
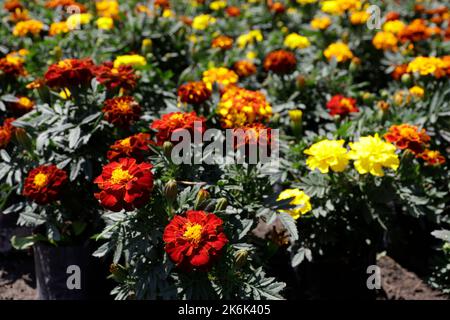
top-left (288, 109), bottom-right (303, 137)
top-left (142, 38), bottom-right (153, 54)
top-left (401, 73), bottom-right (411, 86)
top-left (52, 46), bottom-right (62, 61)
top-left (194, 189), bottom-right (210, 210)
top-left (164, 180), bottom-right (178, 203)
top-left (163, 141), bottom-right (173, 158)
top-left (109, 263), bottom-right (127, 282)
top-left (14, 128), bottom-right (32, 150)
top-left (234, 249), bottom-right (249, 268)
top-left (215, 197), bottom-right (228, 211)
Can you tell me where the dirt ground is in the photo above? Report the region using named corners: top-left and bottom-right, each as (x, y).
top-left (0, 251), bottom-right (447, 300)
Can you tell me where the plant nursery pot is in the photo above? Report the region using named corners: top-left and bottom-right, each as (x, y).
top-left (33, 242), bottom-right (89, 300)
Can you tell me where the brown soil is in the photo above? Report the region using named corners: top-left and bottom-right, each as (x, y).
top-left (0, 252), bottom-right (37, 300)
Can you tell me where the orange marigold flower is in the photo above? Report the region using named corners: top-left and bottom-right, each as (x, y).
top-left (102, 96), bottom-right (141, 127)
top-left (270, 2), bottom-right (286, 14)
top-left (94, 158), bottom-right (154, 212)
top-left (418, 149), bottom-right (446, 166)
top-left (211, 35), bottom-right (234, 50)
top-left (202, 67), bottom-right (238, 90)
top-left (163, 210), bottom-right (228, 270)
top-left (232, 123), bottom-right (272, 150)
top-left (9, 96), bottom-right (34, 116)
top-left (385, 11), bottom-right (400, 22)
top-left (0, 118), bottom-right (15, 149)
top-left (150, 111), bottom-right (206, 145)
top-left (178, 81), bottom-right (211, 105)
top-left (155, 0), bottom-right (170, 9)
top-left (225, 6), bottom-right (241, 17)
top-left (372, 31), bottom-right (398, 51)
top-left (23, 165), bottom-right (68, 205)
top-left (4, 0), bottom-right (23, 12)
top-left (263, 50), bottom-right (297, 74)
top-left (49, 21), bottom-right (70, 36)
top-left (94, 62), bottom-right (138, 92)
top-left (326, 95), bottom-right (359, 117)
top-left (391, 64), bottom-right (408, 80)
top-left (384, 124), bottom-right (430, 154)
top-left (12, 20), bottom-right (44, 37)
top-left (107, 133), bottom-right (153, 162)
top-left (0, 57), bottom-right (25, 78)
top-left (44, 58), bottom-right (96, 89)
top-left (45, 0), bottom-right (87, 12)
top-left (232, 60), bottom-right (257, 78)
top-left (217, 86), bottom-right (272, 128)
top-left (398, 19), bottom-right (430, 42)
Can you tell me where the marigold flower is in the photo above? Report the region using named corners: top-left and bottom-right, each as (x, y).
top-left (237, 30), bottom-right (263, 48)
top-left (385, 11), bottom-right (400, 22)
top-left (177, 81), bottom-right (211, 105)
top-left (45, 0), bottom-right (86, 11)
top-left (232, 123), bottom-right (272, 150)
top-left (102, 96), bottom-right (141, 127)
top-left (94, 62), bottom-right (138, 92)
top-left (9, 96), bottom-right (34, 115)
top-left (326, 95), bottom-right (359, 116)
top-left (0, 118), bottom-right (15, 149)
top-left (96, 0), bottom-right (119, 18)
top-left (277, 189), bottom-right (312, 219)
top-left (211, 35), bottom-right (233, 50)
top-left (66, 13), bottom-right (92, 30)
top-left (264, 50), bottom-right (297, 74)
top-left (384, 124), bottom-right (430, 154)
top-left (321, 0), bottom-right (361, 15)
top-left (97, 17), bottom-right (114, 30)
top-left (324, 42), bottom-right (354, 63)
top-left (210, 0), bottom-right (226, 10)
top-left (391, 64), bottom-right (408, 80)
top-left (350, 11), bottom-right (369, 25)
top-left (232, 60), bottom-right (257, 78)
top-left (94, 158), bottom-right (154, 212)
top-left (44, 58), bottom-right (96, 89)
top-left (418, 149), bottom-right (446, 166)
top-left (372, 31), bottom-right (398, 51)
top-left (0, 57), bottom-right (25, 78)
top-left (270, 2), bottom-right (286, 14)
top-left (23, 165), bottom-right (68, 205)
top-left (150, 111), bottom-right (206, 145)
top-left (409, 86), bottom-right (425, 99)
top-left (398, 19), bottom-right (430, 43)
top-left (383, 20), bottom-right (406, 35)
top-left (107, 133), bottom-right (152, 162)
top-left (407, 56), bottom-right (446, 78)
top-left (4, 0), bottom-right (23, 12)
top-left (284, 33), bottom-right (311, 50)
top-left (217, 86), bottom-right (272, 128)
top-left (12, 20), bottom-right (44, 37)
top-left (163, 210), bottom-right (228, 270)
top-left (192, 14), bottom-right (216, 30)
top-left (304, 139), bottom-right (349, 173)
top-left (225, 6), bottom-right (241, 17)
top-left (113, 54), bottom-right (147, 69)
top-left (49, 21), bottom-right (70, 36)
top-left (311, 16), bottom-right (331, 30)
top-left (202, 67), bottom-right (238, 90)
top-left (348, 134), bottom-right (400, 177)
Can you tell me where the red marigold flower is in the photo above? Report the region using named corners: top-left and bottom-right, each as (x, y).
top-left (418, 149), bottom-right (446, 166)
top-left (107, 133), bottom-right (153, 162)
top-left (4, 0), bottom-right (23, 12)
top-left (384, 124), bottom-right (430, 154)
top-left (163, 210), bottom-right (228, 270)
top-left (102, 96), bottom-right (141, 127)
top-left (232, 123), bottom-right (272, 150)
top-left (150, 111), bottom-right (206, 145)
top-left (9, 96), bottom-right (34, 116)
top-left (385, 11), bottom-right (400, 22)
top-left (45, 0), bottom-right (87, 12)
top-left (94, 62), bottom-right (138, 92)
top-left (233, 60), bottom-right (257, 78)
top-left (398, 19), bottom-right (430, 43)
top-left (44, 58), bottom-right (96, 89)
top-left (264, 50), bottom-right (297, 74)
top-left (211, 35), bottom-right (234, 50)
top-left (326, 95), bottom-right (359, 116)
top-left (0, 57), bottom-right (26, 78)
top-left (269, 2), bottom-right (286, 14)
top-left (94, 158), bottom-right (154, 212)
top-left (23, 165), bottom-right (68, 205)
top-left (177, 81), bottom-right (211, 105)
top-left (155, 0), bottom-right (170, 9)
top-left (0, 118), bottom-right (15, 149)
top-left (225, 6), bottom-right (240, 17)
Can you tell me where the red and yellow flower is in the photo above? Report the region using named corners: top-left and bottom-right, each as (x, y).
top-left (0, 118), bottom-right (15, 149)
top-left (232, 60), bottom-right (257, 78)
top-left (150, 111), bottom-right (206, 145)
top-left (94, 62), bottom-right (138, 92)
top-left (232, 123), bottom-right (272, 150)
top-left (44, 58), bottom-right (96, 89)
top-left (94, 158), bottom-right (154, 212)
top-left (163, 210), bottom-right (228, 270)
top-left (384, 124), bottom-right (430, 154)
top-left (23, 165), bottom-right (68, 205)
top-left (418, 149), bottom-right (446, 166)
top-left (12, 20), bottom-right (44, 37)
top-left (9, 96), bottom-right (34, 115)
top-left (107, 133), bottom-right (152, 162)
top-left (326, 95), bottom-right (359, 116)
top-left (177, 81), bottom-right (211, 105)
top-left (102, 96), bottom-right (141, 127)
top-left (263, 50), bottom-right (297, 74)
top-left (211, 35), bottom-right (234, 50)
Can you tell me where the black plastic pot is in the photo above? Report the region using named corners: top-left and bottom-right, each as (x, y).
top-left (33, 243), bottom-right (89, 300)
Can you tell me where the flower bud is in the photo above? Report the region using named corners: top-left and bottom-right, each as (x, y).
top-left (288, 109), bottom-right (303, 137)
top-left (52, 46), bottom-right (62, 61)
top-left (163, 141), bottom-right (173, 158)
top-left (14, 128), bottom-right (32, 151)
top-left (142, 38), bottom-right (153, 54)
top-left (109, 263), bottom-right (127, 282)
top-left (215, 197), bottom-right (228, 211)
top-left (194, 189), bottom-right (210, 210)
top-left (234, 249), bottom-right (249, 268)
top-left (401, 73), bottom-right (411, 86)
top-left (164, 180), bottom-right (178, 203)
top-left (361, 92), bottom-right (375, 104)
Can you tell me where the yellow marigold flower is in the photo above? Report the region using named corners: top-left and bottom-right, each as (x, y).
top-left (284, 33), bottom-right (311, 50)
top-left (246, 51), bottom-right (257, 60)
top-left (350, 11), bottom-right (369, 25)
top-left (409, 86), bottom-right (425, 98)
top-left (348, 134), bottom-right (399, 177)
top-left (6, 50), bottom-right (28, 65)
top-left (113, 54), bottom-right (147, 68)
top-left (372, 31), bottom-right (398, 51)
top-left (12, 20), bottom-right (44, 37)
top-left (297, 0), bottom-right (317, 4)
top-left (407, 56), bottom-right (445, 77)
top-left (311, 16), bottom-right (332, 30)
top-left (210, 0), bottom-right (226, 10)
top-left (237, 30), bottom-right (263, 48)
top-left (162, 9), bottom-right (175, 18)
top-left (192, 14), bottom-right (216, 30)
top-left (66, 13), bottom-right (92, 30)
top-left (96, 0), bottom-right (120, 18)
top-left (49, 21), bottom-right (70, 36)
top-left (277, 189), bottom-right (312, 220)
top-left (202, 67), bottom-right (238, 90)
top-left (321, 0), bottom-right (343, 15)
top-left (288, 109), bottom-right (303, 123)
top-left (383, 20), bottom-right (406, 35)
top-left (97, 17), bottom-right (114, 30)
top-left (324, 42), bottom-right (354, 63)
top-left (304, 139), bottom-right (349, 173)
